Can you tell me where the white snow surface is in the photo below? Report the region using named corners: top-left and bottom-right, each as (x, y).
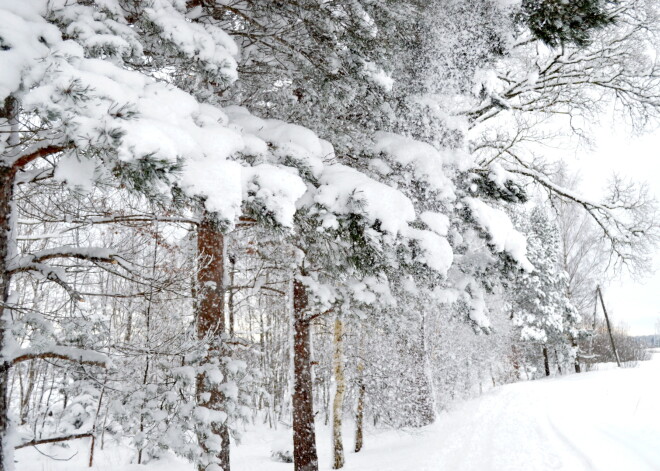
top-left (17, 351), bottom-right (660, 471)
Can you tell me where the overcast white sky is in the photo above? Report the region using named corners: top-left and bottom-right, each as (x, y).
top-left (561, 121), bottom-right (660, 336)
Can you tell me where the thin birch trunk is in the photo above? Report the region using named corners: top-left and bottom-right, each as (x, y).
top-left (354, 357), bottom-right (365, 453)
top-left (20, 361), bottom-right (36, 425)
top-left (571, 335), bottom-right (581, 373)
top-left (331, 314), bottom-right (345, 469)
top-left (88, 378), bottom-right (106, 468)
top-left (0, 95), bottom-right (19, 471)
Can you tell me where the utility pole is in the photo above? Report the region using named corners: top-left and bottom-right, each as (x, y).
top-left (596, 286), bottom-right (621, 367)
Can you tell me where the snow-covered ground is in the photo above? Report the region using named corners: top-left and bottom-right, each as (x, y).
top-left (18, 351), bottom-right (660, 471)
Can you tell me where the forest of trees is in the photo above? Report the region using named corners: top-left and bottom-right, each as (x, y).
top-left (0, 1), bottom-right (659, 470)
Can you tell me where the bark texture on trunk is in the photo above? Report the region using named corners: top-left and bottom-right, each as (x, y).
top-left (331, 315), bottom-right (345, 469)
top-left (0, 96), bottom-right (18, 471)
top-left (195, 214), bottom-right (230, 471)
top-left (292, 277), bottom-right (318, 471)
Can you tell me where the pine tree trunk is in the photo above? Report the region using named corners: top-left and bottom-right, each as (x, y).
top-left (331, 315), bottom-right (345, 469)
top-left (542, 346), bottom-right (550, 377)
top-left (195, 213), bottom-right (230, 471)
top-left (292, 277), bottom-right (318, 471)
top-left (0, 95), bottom-right (19, 471)
top-left (354, 359), bottom-right (365, 453)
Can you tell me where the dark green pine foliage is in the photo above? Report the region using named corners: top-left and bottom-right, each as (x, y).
top-left (520, 0), bottom-right (617, 47)
top-left (470, 171), bottom-right (528, 205)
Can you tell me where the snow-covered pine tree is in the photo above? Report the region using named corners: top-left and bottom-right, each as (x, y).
top-left (0, 2), bottom-right (270, 469)
top-left (510, 207), bottom-right (581, 377)
top-left (0, 2), bottom-right (237, 466)
top-left (204, 5), bottom-right (537, 465)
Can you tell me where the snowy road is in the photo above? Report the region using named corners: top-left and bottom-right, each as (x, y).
top-left (423, 360), bottom-right (660, 471)
top-left (321, 351), bottom-right (660, 471)
top-left (18, 352), bottom-right (660, 471)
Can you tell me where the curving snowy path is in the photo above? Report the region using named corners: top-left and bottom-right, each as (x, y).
top-left (326, 351), bottom-right (660, 471)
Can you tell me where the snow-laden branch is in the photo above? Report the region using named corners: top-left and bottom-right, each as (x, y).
top-left (503, 166), bottom-right (604, 210)
top-left (11, 262), bottom-right (84, 302)
top-left (15, 432), bottom-right (94, 450)
top-left (504, 165), bottom-right (658, 271)
top-left (69, 214), bottom-right (200, 226)
top-left (9, 345), bottom-right (109, 368)
top-left (2, 142), bottom-right (68, 170)
top-left (8, 247), bottom-right (122, 273)
top-left (6, 247), bottom-right (152, 301)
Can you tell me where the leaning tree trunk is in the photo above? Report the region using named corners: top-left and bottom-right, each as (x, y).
top-left (292, 276), bottom-right (318, 471)
top-left (0, 95), bottom-right (19, 471)
top-left (195, 213), bottom-right (230, 471)
top-left (331, 314), bottom-right (345, 469)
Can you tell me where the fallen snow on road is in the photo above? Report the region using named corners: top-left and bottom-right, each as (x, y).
top-left (18, 352), bottom-right (660, 471)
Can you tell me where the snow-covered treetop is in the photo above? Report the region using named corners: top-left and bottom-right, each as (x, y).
top-left (1, 0), bottom-right (540, 331)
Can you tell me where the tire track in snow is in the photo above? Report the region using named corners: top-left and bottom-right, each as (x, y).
top-left (543, 413), bottom-right (598, 471)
